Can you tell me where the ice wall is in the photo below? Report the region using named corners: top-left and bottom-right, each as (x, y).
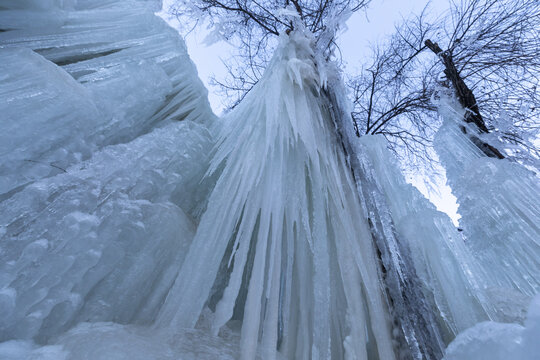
top-left (0, 121), bottom-right (213, 342)
top-left (434, 99), bottom-right (540, 303)
top-left (157, 31), bottom-right (397, 360)
top-left (0, 0), bottom-right (214, 197)
top-left (0, 0), bottom-right (217, 346)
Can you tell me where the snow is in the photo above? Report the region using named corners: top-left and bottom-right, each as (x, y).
top-left (0, 340), bottom-right (67, 360)
top-left (443, 294), bottom-right (540, 360)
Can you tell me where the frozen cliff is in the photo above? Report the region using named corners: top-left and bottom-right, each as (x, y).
top-left (0, 0), bottom-right (217, 352)
top-left (0, 0), bottom-right (214, 197)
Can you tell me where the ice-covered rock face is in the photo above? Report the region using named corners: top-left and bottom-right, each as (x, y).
top-left (0, 121), bottom-right (213, 342)
top-left (0, 0), bottom-right (217, 347)
top-left (434, 98), bottom-right (540, 301)
top-left (0, 0), bottom-right (214, 197)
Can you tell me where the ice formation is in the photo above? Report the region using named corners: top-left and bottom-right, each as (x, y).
top-left (355, 135), bottom-right (493, 339)
top-left (442, 294), bottom-right (540, 360)
top-left (322, 80), bottom-right (499, 358)
top-left (0, 0), bottom-right (217, 352)
top-left (1, 1), bottom-right (538, 359)
top-left (157, 31), bottom-right (396, 360)
top-left (0, 322), bottom-right (241, 360)
top-left (0, 0), bottom-right (213, 197)
top-left (434, 98), bottom-right (540, 302)
top-left (0, 121), bottom-right (213, 341)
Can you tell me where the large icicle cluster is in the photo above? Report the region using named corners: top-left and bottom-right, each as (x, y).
top-left (434, 98), bottom-right (540, 303)
top-left (425, 97), bottom-right (540, 359)
top-left (157, 31), bottom-right (397, 360)
top-left (323, 77), bottom-right (504, 359)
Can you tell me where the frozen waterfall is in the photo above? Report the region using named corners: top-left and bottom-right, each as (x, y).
top-left (356, 135), bottom-right (494, 337)
top-left (157, 31), bottom-right (396, 360)
top-left (1, 1), bottom-right (539, 359)
top-left (0, 0), bottom-right (219, 355)
top-left (0, 0), bottom-right (214, 197)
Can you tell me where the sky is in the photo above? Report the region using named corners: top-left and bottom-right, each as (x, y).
top-left (337, 0), bottom-right (449, 69)
top-left (159, 0), bottom-right (450, 114)
top-left (157, 0), bottom-right (460, 224)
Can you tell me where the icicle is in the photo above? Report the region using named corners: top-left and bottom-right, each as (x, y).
top-left (322, 83), bottom-right (448, 359)
top-left (158, 30), bottom-right (396, 359)
top-left (357, 135), bottom-right (494, 336)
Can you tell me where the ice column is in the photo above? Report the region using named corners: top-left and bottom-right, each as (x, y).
top-left (157, 31), bottom-right (397, 360)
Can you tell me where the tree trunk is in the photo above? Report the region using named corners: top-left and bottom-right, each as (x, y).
top-left (425, 39), bottom-right (505, 159)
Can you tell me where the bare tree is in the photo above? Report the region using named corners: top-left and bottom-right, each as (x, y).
top-left (348, 7), bottom-right (439, 162)
top-left (350, 0), bottom-right (540, 162)
top-left (424, 0), bottom-right (540, 159)
top-left (169, 0), bottom-right (370, 108)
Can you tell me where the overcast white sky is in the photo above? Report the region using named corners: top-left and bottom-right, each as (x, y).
top-left (158, 0), bottom-right (460, 223)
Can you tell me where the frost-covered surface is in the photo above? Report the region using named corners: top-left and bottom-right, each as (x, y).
top-left (0, 0), bottom-right (214, 197)
top-left (434, 98), bottom-right (540, 299)
top-left (0, 322), bottom-right (243, 360)
top-left (0, 321), bottom-right (241, 360)
top-left (157, 31), bottom-right (397, 360)
top-left (443, 294), bottom-right (540, 360)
